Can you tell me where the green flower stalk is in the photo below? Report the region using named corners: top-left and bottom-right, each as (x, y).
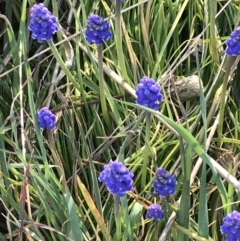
top-left (97, 44), bottom-right (111, 126)
top-left (218, 56), bottom-right (236, 142)
top-left (218, 29), bottom-right (240, 142)
top-left (141, 112), bottom-right (151, 187)
top-left (85, 14), bottom-right (112, 125)
top-left (114, 195), bottom-right (121, 241)
top-left (135, 76), bottom-right (163, 187)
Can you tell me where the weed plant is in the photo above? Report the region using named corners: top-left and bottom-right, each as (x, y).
top-left (0, 0), bottom-right (240, 241)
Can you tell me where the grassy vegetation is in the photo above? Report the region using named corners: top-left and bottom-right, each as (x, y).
top-left (1, 0), bottom-right (240, 240)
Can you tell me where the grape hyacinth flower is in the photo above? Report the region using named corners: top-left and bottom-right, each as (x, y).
top-left (28, 3), bottom-right (59, 43)
top-left (226, 27), bottom-right (240, 56)
top-left (136, 76), bottom-right (163, 110)
top-left (98, 160), bottom-right (134, 197)
top-left (37, 107), bottom-right (56, 130)
top-left (153, 167), bottom-right (177, 197)
top-left (85, 14), bottom-right (112, 46)
top-left (146, 204), bottom-right (164, 220)
top-left (220, 211), bottom-right (240, 241)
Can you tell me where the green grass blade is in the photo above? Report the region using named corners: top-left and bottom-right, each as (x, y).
top-left (64, 193), bottom-right (83, 241)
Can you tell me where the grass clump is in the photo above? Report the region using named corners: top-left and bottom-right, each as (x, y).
top-left (0, 0), bottom-right (240, 241)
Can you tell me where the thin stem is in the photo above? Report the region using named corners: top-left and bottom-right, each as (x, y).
top-left (114, 195), bottom-right (121, 241)
top-left (161, 199), bottom-right (169, 241)
top-left (97, 45), bottom-right (111, 127)
top-left (227, 163), bottom-right (234, 214)
top-left (141, 112), bottom-right (151, 188)
top-left (154, 220), bottom-right (159, 241)
top-left (115, 0), bottom-right (129, 82)
top-left (217, 56), bottom-right (236, 144)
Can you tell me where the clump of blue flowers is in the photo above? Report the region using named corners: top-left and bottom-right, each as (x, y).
top-left (37, 107), bottom-right (56, 130)
top-left (226, 27), bottom-right (240, 56)
top-left (98, 160), bottom-right (134, 197)
top-left (28, 3), bottom-right (59, 43)
top-left (153, 167), bottom-right (177, 197)
top-left (136, 76), bottom-right (163, 110)
top-left (220, 211), bottom-right (240, 241)
top-left (85, 14), bottom-right (112, 46)
top-left (146, 204), bottom-right (164, 220)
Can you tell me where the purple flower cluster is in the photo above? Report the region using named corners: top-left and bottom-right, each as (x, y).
top-left (146, 204), bottom-right (164, 220)
top-left (153, 167), bottom-right (177, 197)
top-left (136, 76), bottom-right (163, 110)
top-left (98, 160), bottom-right (134, 197)
top-left (28, 3), bottom-right (59, 43)
top-left (220, 211), bottom-right (240, 241)
top-left (85, 14), bottom-right (112, 46)
top-left (37, 107), bottom-right (56, 130)
top-left (226, 27), bottom-right (240, 56)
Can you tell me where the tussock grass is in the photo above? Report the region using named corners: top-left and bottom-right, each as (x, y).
top-left (0, 0), bottom-right (240, 240)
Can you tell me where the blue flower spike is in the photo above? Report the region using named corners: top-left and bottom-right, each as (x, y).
top-left (28, 3), bottom-right (59, 43)
top-left (136, 76), bottom-right (163, 110)
top-left (85, 14), bottom-right (112, 46)
top-left (153, 167), bottom-right (177, 197)
top-left (37, 107), bottom-right (57, 130)
top-left (226, 27), bottom-right (240, 56)
top-left (146, 204), bottom-right (164, 221)
top-left (98, 160), bottom-right (134, 197)
top-left (220, 211), bottom-right (240, 241)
